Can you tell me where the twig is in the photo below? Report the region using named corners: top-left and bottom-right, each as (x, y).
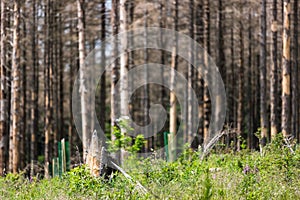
top-left (283, 136), bottom-right (295, 155)
top-left (200, 130), bottom-right (226, 162)
top-left (110, 161), bottom-right (149, 195)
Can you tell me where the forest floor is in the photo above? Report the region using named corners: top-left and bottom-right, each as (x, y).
top-left (1, 136), bottom-right (300, 200)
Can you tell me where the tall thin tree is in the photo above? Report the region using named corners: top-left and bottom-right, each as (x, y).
top-left (270, 0), bottom-right (278, 139)
top-left (9, 0), bottom-right (21, 173)
top-left (282, 0), bottom-right (291, 137)
top-left (119, 0), bottom-right (128, 162)
top-left (169, 0), bottom-right (178, 162)
top-left (291, 0), bottom-right (298, 137)
top-left (0, 0), bottom-right (7, 175)
top-left (260, 0), bottom-right (268, 145)
top-left (77, 0), bottom-right (89, 161)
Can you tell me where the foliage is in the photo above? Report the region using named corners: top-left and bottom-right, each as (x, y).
top-left (107, 117), bottom-right (146, 154)
top-left (0, 136), bottom-right (300, 199)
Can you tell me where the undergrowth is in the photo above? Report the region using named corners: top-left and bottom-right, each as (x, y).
top-left (0, 134), bottom-right (299, 200)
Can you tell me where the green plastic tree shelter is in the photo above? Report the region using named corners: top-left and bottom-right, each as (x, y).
top-left (163, 132), bottom-right (170, 161)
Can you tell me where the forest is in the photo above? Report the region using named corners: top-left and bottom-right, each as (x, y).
top-left (0, 0), bottom-right (300, 199)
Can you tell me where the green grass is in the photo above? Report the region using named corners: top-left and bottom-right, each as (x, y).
top-left (1, 138), bottom-right (300, 199)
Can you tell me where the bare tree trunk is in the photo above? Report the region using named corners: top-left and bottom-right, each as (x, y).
top-left (44, 1), bottom-right (50, 177)
top-left (247, 11), bottom-right (254, 149)
top-left (168, 0), bottom-right (178, 162)
top-left (110, 0), bottom-right (119, 162)
top-left (203, 0), bottom-right (211, 145)
top-left (229, 25), bottom-right (235, 148)
top-left (270, 0), bottom-right (278, 139)
top-left (260, 0), bottom-right (268, 145)
top-left (291, 0), bottom-right (298, 137)
top-left (9, 0), bottom-right (21, 173)
top-left (119, 0), bottom-right (128, 162)
top-left (21, 15), bottom-right (27, 169)
top-left (143, 8), bottom-right (151, 151)
top-left (216, 0), bottom-right (225, 139)
top-left (30, 0), bottom-right (38, 177)
top-left (58, 1), bottom-right (64, 140)
top-left (77, 0), bottom-right (89, 161)
top-left (187, 0), bottom-right (194, 145)
top-left (0, 0), bottom-right (7, 175)
top-left (282, 0), bottom-right (291, 137)
top-left (159, 0), bottom-right (166, 149)
top-left (99, 0), bottom-right (106, 139)
top-left (52, 1), bottom-right (58, 157)
top-left (237, 18), bottom-right (244, 151)
top-left (196, 0), bottom-right (204, 147)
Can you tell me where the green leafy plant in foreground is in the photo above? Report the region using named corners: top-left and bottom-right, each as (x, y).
top-left (107, 117), bottom-right (146, 154)
top-left (0, 133), bottom-right (299, 200)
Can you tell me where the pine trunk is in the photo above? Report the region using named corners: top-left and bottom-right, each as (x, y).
top-left (77, 0), bottom-right (89, 161)
top-left (270, 0), bottom-right (278, 139)
top-left (187, 0), bottom-right (194, 144)
top-left (237, 19), bottom-right (244, 151)
top-left (9, 0), bottom-right (21, 173)
top-left (0, 0), bottom-right (7, 175)
top-left (282, 0), bottom-right (291, 137)
top-left (110, 0), bottom-right (119, 162)
top-left (260, 0), bottom-right (268, 145)
top-left (203, 0), bottom-right (210, 145)
top-left (291, 0), bottom-right (298, 137)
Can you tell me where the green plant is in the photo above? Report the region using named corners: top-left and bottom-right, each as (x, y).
top-left (107, 117), bottom-right (146, 154)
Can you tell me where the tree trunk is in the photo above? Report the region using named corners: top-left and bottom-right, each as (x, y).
top-left (99, 0), bottom-right (106, 140)
top-left (247, 11), bottom-right (254, 149)
top-left (196, 0), bottom-right (204, 147)
top-left (30, 0), bottom-right (38, 177)
top-left (168, 0), bottom-right (178, 162)
top-left (0, 0), bottom-right (7, 175)
top-left (260, 0), bottom-right (268, 145)
top-left (110, 0), bottom-right (119, 162)
top-left (119, 0), bottom-right (128, 162)
top-left (282, 0), bottom-right (291, 137)
top-left (237, 19), bottom-right (244, 151)
top-left (9, 0), bottom-right (21, 173)
top-left (216, 0), bottom-right (225, 142)
top-left (187, 0), bottom-right (194, 145)
top-left (77, 0), bottom-right (89, 161)
top-left (270, 0), bottom-right (278, 139)
top-left (143, 8), bottom-right (151, 151)
top-left (44, 0), bottom-right (51, 178)
top-left (291, 0), bottom-right (298, 138)
top-left (58, 1), bottom-right (64, 140)
top-left (21, 14), bottom-right (27, 169)
top-left (203, 0), bottom-right (210, 145)
top-left (159, 0), bottom-right (166, 149)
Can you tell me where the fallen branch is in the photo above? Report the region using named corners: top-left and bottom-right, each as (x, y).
top-left (110, 161), bottom-right (148, 195)
top-left (200, 130), bottom-right (226, 162)
top-left (283, 136), bottom-right (295, 155)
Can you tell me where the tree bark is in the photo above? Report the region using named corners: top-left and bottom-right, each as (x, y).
top-left (30, 0), bottom-right (38, 177)
top-left (99, 0), bottom-right (106, 141)
top-left (291, 0), bottom-right (298, 138)
top-left (119, 0), bottom-right (128, 162)
top-left (110, 0), bottom-right (119, 162)
top-left (0, 0), bottom-right (7, 175)
top-left (260, 0), bottom-right (268, 145)
top-left (282, 0), bottom-right (291, 137)
top-left (270, 0), bottom-right (278, 139)
top-left (168, 0), bottom-right (178, 162)
top-left (187, 0), bottom-right (194, 145)
top-left (203, 0), bottom-right (211, 145)
top-left (143, 8), bottom-right (151, 151)
top-left (237, 18), bottom-right (244, 151)
top-left (9, 0), bottom-right (21, 173)
top-left (77, 0), bottom-right (89, 161)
